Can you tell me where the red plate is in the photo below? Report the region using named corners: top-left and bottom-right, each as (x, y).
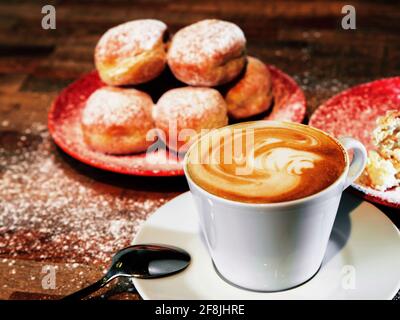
top-left (48, 65), bottom-right (306, 176)
top-left (264, 65), bottom-right (306, 123)
top-left (309, 77), bottom-right (400, 208)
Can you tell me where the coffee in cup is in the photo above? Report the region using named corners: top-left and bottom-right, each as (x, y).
top-left (186, 121), bottom-right (347, 203)
top-left (184, 121), bottom-right (367, 291)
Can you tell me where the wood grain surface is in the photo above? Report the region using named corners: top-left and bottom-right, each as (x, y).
top-left (0, 0), bottom-right (399, 300)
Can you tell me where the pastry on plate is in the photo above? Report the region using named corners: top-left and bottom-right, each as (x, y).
top-left (372, 110), bottom-right (400, 164)
top-left (359, 110), bottom-right (400, 191)
top-left (224, 56), bottom-right (273, 119)
top-left (152, 87), bottom-right (228, 152)
top-left (168, 19), bottom-right (247, 87)
top-left (95, 19), bottom-right (169, 86)
top-left (81, 87), bottom-right (155, 154)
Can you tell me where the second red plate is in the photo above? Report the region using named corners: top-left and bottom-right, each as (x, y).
top-left (309, 77), bottom-right (400, 208)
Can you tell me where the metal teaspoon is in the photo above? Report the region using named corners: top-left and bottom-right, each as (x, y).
top-left (62, 244), bottom-right (191, 300)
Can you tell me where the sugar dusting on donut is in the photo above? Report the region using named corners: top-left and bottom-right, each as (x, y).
top-left (95, 19), bottom-right (167, 61)
top-left (152, 87), bottom-right (228, 152)
top-left (82, 87), bottom-right (153, 128)
top-left (153, 87), bottom-right (228, 128)
top-left (168, 19), bottom-right (246, 66)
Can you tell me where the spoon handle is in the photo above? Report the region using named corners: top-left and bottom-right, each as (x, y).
top-left (62, 277), bottom-right (108, 300)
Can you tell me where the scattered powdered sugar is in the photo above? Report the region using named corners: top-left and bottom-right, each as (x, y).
top-left (0, 122), bottom-right (171, 265)
top-left (168, 19), bottom-right (246, 65)
top-left (96, 19), bottom-right (167, 60)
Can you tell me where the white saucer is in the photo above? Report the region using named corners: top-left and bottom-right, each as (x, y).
top-left (132, 192), bottom-right (400, 299)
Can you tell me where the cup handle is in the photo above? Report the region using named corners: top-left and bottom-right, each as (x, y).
top-left (339, 137), bottom-right (368, 190)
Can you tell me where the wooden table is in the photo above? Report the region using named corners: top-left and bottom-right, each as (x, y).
top-left (0, 0), bottom-right (399, 300)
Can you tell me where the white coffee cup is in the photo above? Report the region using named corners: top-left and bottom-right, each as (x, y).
top-left (184, 122), bottom-right (367, 291)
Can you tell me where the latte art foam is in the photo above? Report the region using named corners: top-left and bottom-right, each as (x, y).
top-left (257, 147), bottom-right (321, 175)
top-left (187, 121), bottom-right (346, 203)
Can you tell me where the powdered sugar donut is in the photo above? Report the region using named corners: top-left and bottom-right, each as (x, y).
top-left (153, 87), bottom-right (228, 152)
top-left (167, 19), bottom-right (247, 87)
top-left (95, 19), bottom-right (168, 86)
top-left (81, 87), bottom-right (155, 154)
top-left (225, 56), bottom-right (273, 119)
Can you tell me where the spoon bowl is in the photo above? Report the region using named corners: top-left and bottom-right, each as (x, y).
top-left (62, 244), bottom-right (190, 300)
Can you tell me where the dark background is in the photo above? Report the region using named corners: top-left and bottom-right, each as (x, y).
top-left (0, 0), bottom-right (399, 299)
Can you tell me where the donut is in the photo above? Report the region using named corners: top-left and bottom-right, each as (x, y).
top-left (95, 19), bottom-right (168, 86)
top-left (167, 19), bottom-right (247, 87)
top-left (81, 87), bottom-right (155, 154)
top-left (224, 56), bottom-right (273, 119)
top-left (152, 87), bottom-right (228, 152)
